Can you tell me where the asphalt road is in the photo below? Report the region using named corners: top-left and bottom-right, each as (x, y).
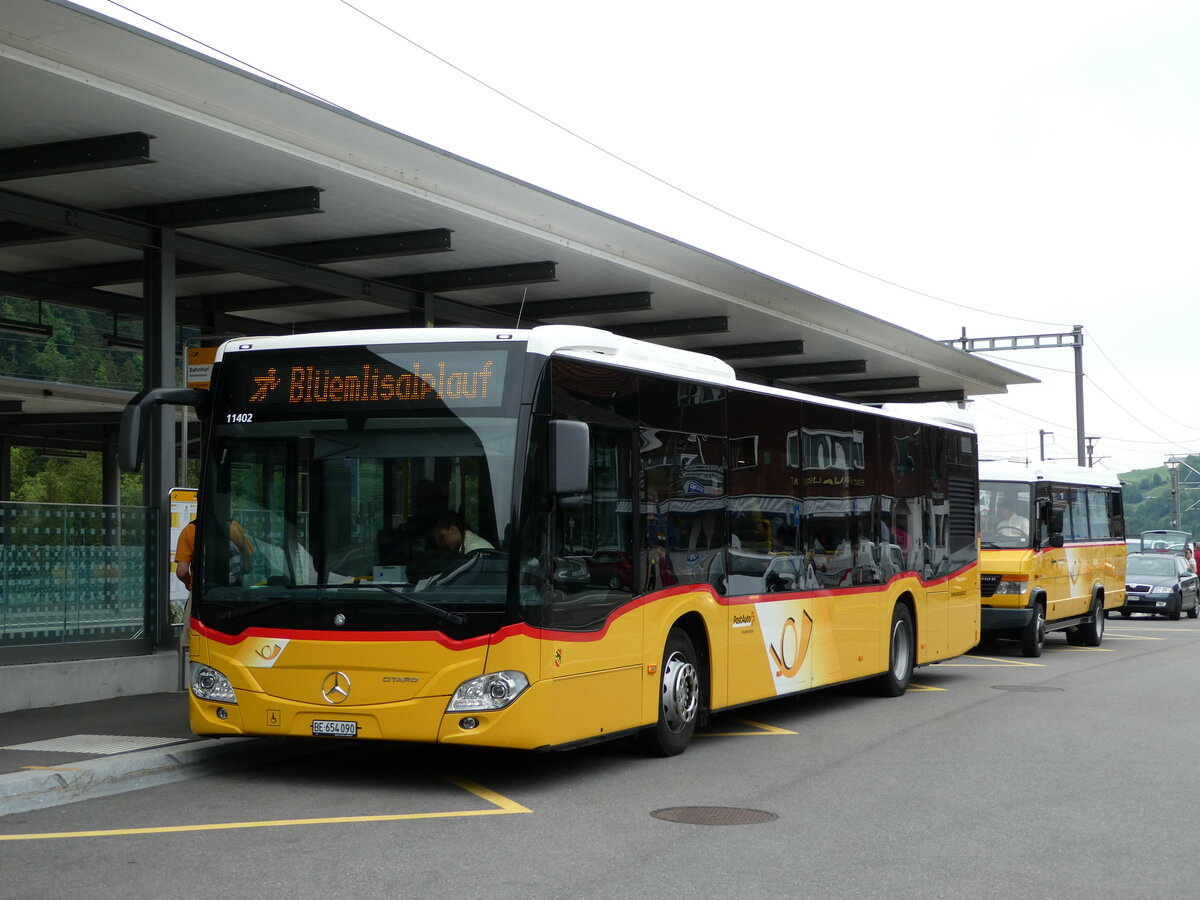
top-left (1, 615), bottom-right (1197, 900)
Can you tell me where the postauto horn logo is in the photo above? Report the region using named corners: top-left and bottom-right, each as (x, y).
top-left (768, 612), bottom-right (813, 678)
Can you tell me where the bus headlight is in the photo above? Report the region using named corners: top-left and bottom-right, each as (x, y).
top-left (190, 662), bottom-right (238, 704)
top-left (447, 671), bottom-right (530, 712)
top-left (994, 579), bottom-right (1029, 595)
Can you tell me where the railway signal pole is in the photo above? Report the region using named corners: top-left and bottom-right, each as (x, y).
top-left (943, 325), bottom-right (1085, 466)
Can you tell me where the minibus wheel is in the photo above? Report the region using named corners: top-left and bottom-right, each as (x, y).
top-left (1075, 596), bottom-right (1104, 646)
top-left (1020, 601), bottom-right (1045, 658)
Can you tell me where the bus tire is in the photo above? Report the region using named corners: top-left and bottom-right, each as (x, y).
top-left (873, 604), bottom-right (914, 697)
top-left (1076, 596), bottom-right (1104, 647)
top-left (638, 628), bottom-right (701, 757)
top-left (1020, 602), bottom-right (1045, 658)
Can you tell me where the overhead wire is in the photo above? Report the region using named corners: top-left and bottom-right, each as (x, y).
top-left (96, 1), bottom-right (350, 109)
top-left (94, 0), bottom-right (1072, 330)
top-left (92, 0), bottom-right (1194, 467)
top-left (332, 0), bottom-right (1071, 330)
top-left (1084, 327), bottom-right (1196, 430)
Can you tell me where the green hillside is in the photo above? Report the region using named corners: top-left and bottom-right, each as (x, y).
top-left (1121, 456), bottom-right (1200, 538)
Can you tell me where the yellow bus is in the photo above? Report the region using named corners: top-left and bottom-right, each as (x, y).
top-left (122, 325), bottom-right (981, 755)
top-left (978, 460), bottom-right (1126, 657)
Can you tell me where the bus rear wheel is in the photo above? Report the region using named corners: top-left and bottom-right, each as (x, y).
top-left (1073, 596), bottom-right (1104, 646)
top-left (638, 628), bottom-right (701, 757)
top-left (872, 604), bottom-right (914, 697)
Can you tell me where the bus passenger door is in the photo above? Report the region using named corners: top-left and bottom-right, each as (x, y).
top-left (543, 426), bottom-right (643, 742)
top-left (921, 493), bottom-right (950, 657)
top-left (1037, 485), bottom-right (1070, 619)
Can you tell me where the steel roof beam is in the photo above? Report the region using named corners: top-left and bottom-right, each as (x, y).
top-left (857, 389), bottom-right (966, 404)
top-left (111, 187), bottom-right (324, 228)
top-left (489, 291), bottom-right (652, 319)
top-left (0, 186), bottom-right (322, 246)
top-left (701, 339), bottom-right (805, 360)
top-left (612, 316), bottom-right (729, 339)
top-left (817, 376), bottom-right (921, 395)
top-left (389, 261), bottom-right (557, 293)
top-left (196, 260), bottom-right (558, 313)
top-left (743, 359), bottom-right (867, 380)
top-left (0, 189), bottom-right (420, 309)
top-left (265, 229), bottom-right (453, 263)
top-left (0, 132), bottom-right (154, 181)
top-left (25, 229), bottom-right (455, 287)
top-left (287, 294), bottom-right (522, 331)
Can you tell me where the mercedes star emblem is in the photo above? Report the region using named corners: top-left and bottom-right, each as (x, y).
top-left (321, 671), bottom-right (351, 704)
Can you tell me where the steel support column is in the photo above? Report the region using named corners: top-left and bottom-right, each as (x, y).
top-left (143, 230), bottom-right (176, 647)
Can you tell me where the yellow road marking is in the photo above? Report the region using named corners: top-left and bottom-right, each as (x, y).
top-left (907, 682), bottom-right (945, 692)
top-left (700, 717), bottom-right (798, 737)
top-left (1094, 634), bottom-right (1163, 641)
top-left (1046, 645), bottom-right (1113, 652)
top-left (950, 655), bottom-right (1044, 667)
top-left (0, 769), bottom-right (529, 842)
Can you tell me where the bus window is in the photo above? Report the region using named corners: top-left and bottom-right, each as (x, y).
top-left (1067, 487), bottom-right (1090, 542)
top-left (1086, 489), bottom-right (1111, 539)
top-left (641, 429), bottom-right (725, 592)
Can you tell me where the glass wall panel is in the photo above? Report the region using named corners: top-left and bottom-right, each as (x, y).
top-left (0, 502), bottom-right (156, 649)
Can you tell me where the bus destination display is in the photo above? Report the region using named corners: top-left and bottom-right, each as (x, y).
top-left (223, 346), bottom-right (511, 415)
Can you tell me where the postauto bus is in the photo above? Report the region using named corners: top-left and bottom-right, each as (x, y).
top-left (978, 459), bottom-right (1126, 657)
top-left (122, 325), bottom-right (981, 754)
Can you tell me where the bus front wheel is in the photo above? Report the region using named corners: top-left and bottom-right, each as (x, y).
top-left (638, 628), bottom-right (701, 757)
top-left (1020, 602), bottom-right (1045, 658)
top-left (873, 604), bottom-right (914, 697)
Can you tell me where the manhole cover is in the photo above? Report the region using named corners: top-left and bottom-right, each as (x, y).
top-left (991, 685), bottom-right (1064, 693)
top-left (651, 806), bottom-right (777, 826)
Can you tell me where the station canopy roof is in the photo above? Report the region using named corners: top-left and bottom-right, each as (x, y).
top-left (0, 0), bottom-right (1034, 450)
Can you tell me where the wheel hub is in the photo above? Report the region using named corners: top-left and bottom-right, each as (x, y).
top-left (661, 651), bottom-right (699, 733)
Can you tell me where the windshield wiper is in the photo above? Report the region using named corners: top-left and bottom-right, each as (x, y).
top-left (333, 582), bottom-right (467, 626)
top-left (212, 597), bottom-right (302, 624)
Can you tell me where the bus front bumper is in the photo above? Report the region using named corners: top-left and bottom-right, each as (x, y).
top-left (981, 605), bottom-right (1034, 632)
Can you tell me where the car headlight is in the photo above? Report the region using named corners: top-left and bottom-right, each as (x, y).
top-left (447, 671), bottom-right (530, 712)
top-left (993, 578), bottom-right (1029, 595)
top-left (190, 662), bottom-right (238, 704)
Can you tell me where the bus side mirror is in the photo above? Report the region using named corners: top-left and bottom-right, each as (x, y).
top-left (119, 387), bottom-right (208, 472)
top-left (549, 419), bottom-right (589, 496)
top-left (1047, 507), bottom-right (1064, 534)
top-left (1048, 534), bottom-right (1065, 549)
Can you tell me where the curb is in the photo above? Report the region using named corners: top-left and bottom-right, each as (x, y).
top-left (0, 737), bottom-right (331, 817)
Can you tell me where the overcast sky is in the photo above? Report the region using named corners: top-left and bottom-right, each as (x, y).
top-left (77, 0), bottom-right (1200, 474)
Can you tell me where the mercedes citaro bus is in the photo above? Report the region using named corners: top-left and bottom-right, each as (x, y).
top-left (122, 325), bottom-right (981, 754)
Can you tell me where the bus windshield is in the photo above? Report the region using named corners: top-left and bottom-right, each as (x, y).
top-left (197, 414), bottom-right (517, 635)
top-left (979, 480), bottom-right (1033, 549)
top-left (194, 340), bottom-right (524, 636)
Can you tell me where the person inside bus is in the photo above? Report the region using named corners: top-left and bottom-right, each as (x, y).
top-left (175, 518), bottom-right (254, 591)
top-left (378, 478), bottom-right (448, 564)
top-left (432, 511), bottom-right (494, 556)
top-left (995, 499), bottom-right (1029, 537)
